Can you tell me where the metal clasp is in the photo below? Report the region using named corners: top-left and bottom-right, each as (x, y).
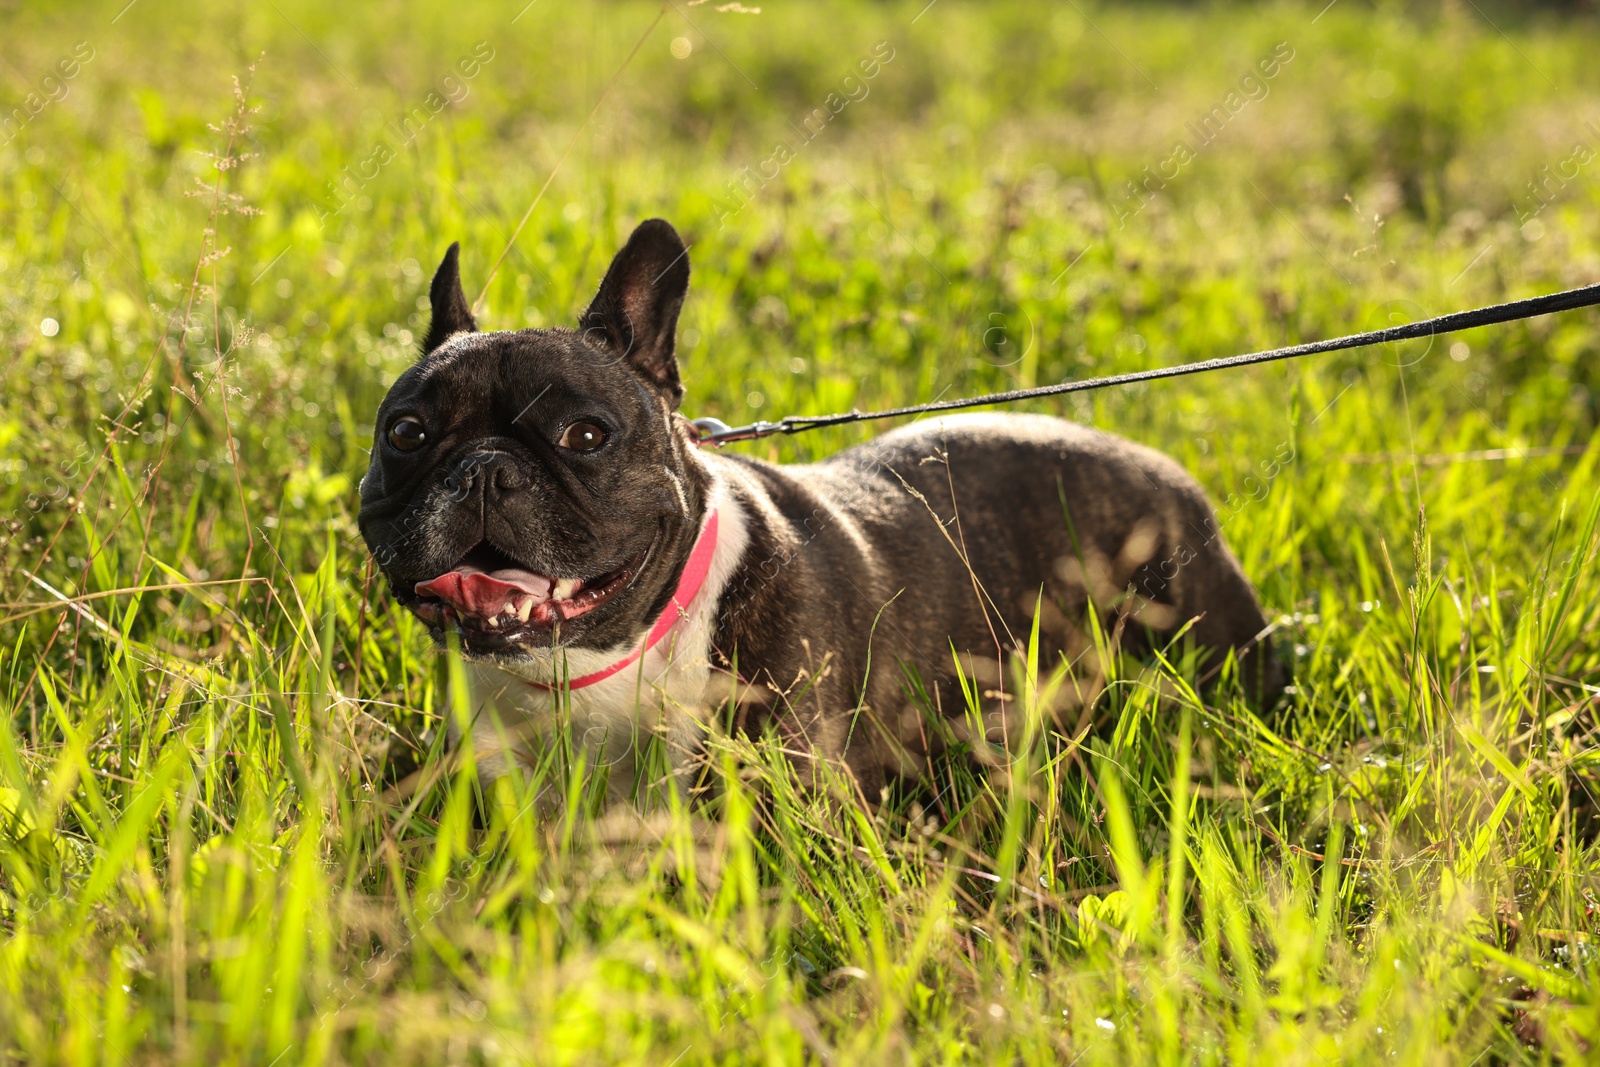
top-left (688, 417), bottom-right (784, 446)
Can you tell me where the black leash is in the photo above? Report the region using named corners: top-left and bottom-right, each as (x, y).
top-left (689, 281), bottom-right (1600, 446)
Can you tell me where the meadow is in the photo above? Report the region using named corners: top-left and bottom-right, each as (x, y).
top-left (3, 0), bottom-right (1600, 1061)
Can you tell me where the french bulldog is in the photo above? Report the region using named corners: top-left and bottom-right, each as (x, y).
top-left (358, 219), bottom-right (1281, 801)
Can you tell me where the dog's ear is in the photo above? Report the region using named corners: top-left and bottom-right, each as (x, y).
top-left (580, 219), bottom-right (690, 405)
top-left (423, 242), bottom-right (478, 353)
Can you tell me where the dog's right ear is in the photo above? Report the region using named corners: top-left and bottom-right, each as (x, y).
top-left (422, 242), bottom-right (478, 353)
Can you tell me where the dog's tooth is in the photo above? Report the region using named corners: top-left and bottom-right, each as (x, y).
top-left (514, 597), bottom-right (533, 622)
top-left (553, 578), bottom-right (579, 601)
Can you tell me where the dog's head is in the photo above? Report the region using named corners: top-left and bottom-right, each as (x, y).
top-left (358, 219), bottom-right (706, 660)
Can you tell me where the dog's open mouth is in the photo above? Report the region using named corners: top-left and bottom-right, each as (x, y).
top-left (405, 540), bottom-right (651, 642)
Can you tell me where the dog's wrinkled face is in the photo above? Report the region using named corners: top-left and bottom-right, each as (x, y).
top-left (358, 219), bottom-right (704, 659)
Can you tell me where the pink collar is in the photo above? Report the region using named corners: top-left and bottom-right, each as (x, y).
top-left (527, 508), bottom-right (720, 691)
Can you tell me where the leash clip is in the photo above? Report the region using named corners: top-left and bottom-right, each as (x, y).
top-left (689, 416), bottom-right (785, 446)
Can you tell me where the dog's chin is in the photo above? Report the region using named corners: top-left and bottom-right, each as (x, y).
top-left (392, 536), bottom-right (659, 660)
top-left (433, 625), bottom-right (565, 661)
top-left (419, 602), bottom-right (630, 660)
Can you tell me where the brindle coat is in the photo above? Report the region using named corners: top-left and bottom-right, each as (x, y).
top-left (358, 220), bottom-right (1280, 798)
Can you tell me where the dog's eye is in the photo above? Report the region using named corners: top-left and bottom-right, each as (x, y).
top-left (387, 416), bottom-right (428, 453)
top-left (559, 421), bottom-right (608, 452)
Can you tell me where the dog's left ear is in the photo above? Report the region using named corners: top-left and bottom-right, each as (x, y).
top-left (580, 219), bottom-right (690, 405)
top-left (422, 242), bottom-right (478, 353)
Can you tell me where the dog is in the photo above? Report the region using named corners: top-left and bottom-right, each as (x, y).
top-left (358, 219), bottom-right (1281, 801)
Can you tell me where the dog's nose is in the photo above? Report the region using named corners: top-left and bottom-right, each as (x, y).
top-left (444, 451), bottom-right (526, 502)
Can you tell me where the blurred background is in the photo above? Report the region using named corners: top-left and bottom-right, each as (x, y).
top-left (4, 2), bottom-right (1600, 1060)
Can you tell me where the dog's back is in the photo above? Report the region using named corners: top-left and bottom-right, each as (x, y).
top-left (708, 412), bottom-right (1279, 788)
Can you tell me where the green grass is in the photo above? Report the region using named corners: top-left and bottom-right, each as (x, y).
top-left (4, 0), bottom-right (1600, 1061)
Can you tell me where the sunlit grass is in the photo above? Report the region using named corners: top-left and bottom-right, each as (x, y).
top-left (2, 0), bottom-right (1599, 1062)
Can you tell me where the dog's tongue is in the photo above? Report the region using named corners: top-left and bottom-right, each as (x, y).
top-left (415, 564), bottom-right (555, 619)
